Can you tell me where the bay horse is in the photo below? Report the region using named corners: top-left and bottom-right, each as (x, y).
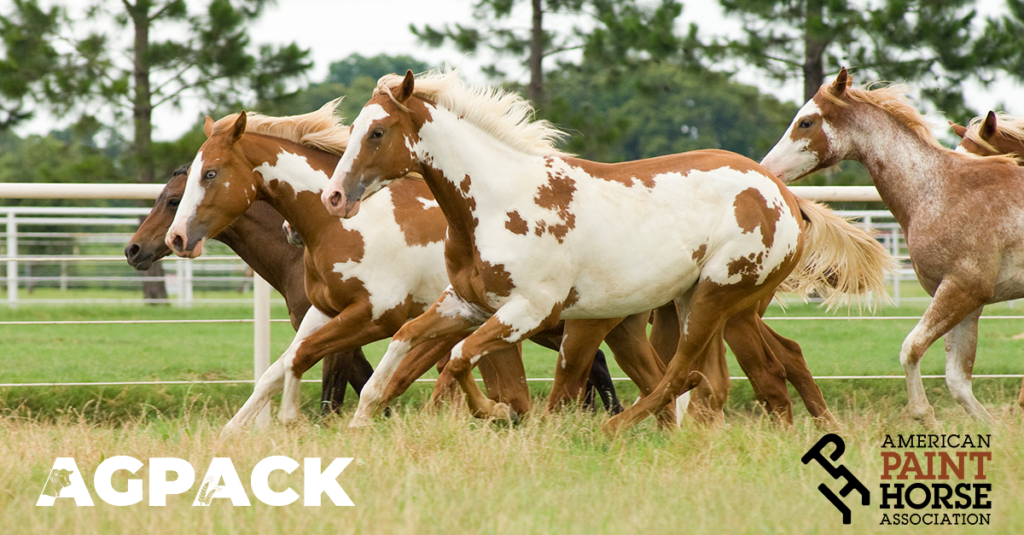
top-left (125, 164), bottom-right (370, 413)
top-left (761, 68), bottom-right (1024, 424)
top-left (163, 103), bottom-right (632, 433)
top-left (322, 70), bottom-right (886, 434)
top-left (950, 111), bottom-right (1024, 163)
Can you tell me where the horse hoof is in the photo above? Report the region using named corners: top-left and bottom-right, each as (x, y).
top-left (508, 407), bottom-right (520, 426)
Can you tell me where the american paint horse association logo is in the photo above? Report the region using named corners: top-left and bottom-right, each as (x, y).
top-left (802, 433), bottom-right (871, 524)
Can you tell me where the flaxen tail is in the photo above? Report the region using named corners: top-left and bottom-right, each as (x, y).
top-left (778, 197), bottom-right (896, 308)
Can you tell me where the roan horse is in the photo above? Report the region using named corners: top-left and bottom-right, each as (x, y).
top-left (125, 165), bottom-right (371, 413)
top-left (762, 68), bottom-right (1024, 424)
top-left (950, 111), bottom-right (1024, 162)
top-left (951, 111), bottom-right (1024, 408)
top-left (322, 70), bottom-right (887, 434)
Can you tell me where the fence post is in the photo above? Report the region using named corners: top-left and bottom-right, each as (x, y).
top-left (6, 212), bottom-right (17, 308)
top-left (253, 272), bottom-right (272, 426)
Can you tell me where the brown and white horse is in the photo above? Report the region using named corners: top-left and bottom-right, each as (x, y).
top-left (322, 70), bottom-right (884, 433)
top-left (163, 103), bottom-right (638, 433)
top-left (762, 68), bottom-right (1024, 424)
top-left (125, 165), bottom-right (371, 413)
top-left (950, 111), bottom-right (1024, 163)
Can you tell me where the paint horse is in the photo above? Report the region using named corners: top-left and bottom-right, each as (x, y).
top-left (762, 67), bottom-right (1024, 424)
top-left (163, 103), bottom-right (632, 433)
top-left (322, 70), bottom-right (885, 434)
top-left (125, 165), bottom-right (370, 413)
top-left (950, 111), bottom-right (1024, 163)
top-left (162, 103), bottom-right (546, 434)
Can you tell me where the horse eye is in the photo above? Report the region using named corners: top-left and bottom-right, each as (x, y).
top-left (167, 198), bottom-right (180, 209)
top-left (370, 128), bottom-right (384, 140)
top-left (204, 170), bottom-right (217, 180)
top-left (799, 120), bottom-right (813, 129)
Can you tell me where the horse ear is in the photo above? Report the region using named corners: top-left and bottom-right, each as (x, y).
top-left (949, 122), bottom-right (967, 139)
top-left (232, 111), bottom-right (247, 143)
top-left (397, 70), bottom-right (415, 103)
top-left (980, 111), bottom-right (998, 140)
top-left (830, 67), bottom-right (849, 97)
top-left (203, 116), bottom-right (214, 138)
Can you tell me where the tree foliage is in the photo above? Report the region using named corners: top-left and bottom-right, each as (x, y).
top-left (716, 0), bottom-right (995, 121)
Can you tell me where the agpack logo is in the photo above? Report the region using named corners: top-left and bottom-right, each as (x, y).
top-left (37, 456), bottom-right (354, 507)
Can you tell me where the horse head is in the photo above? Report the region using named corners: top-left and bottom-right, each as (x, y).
top-left (322, 70), bottom-right (421, 218)
top-left (761, 68), bottom-right (857, 183)
top-left (166, 112), bottom-right (259, 258)
top-left (125, 165), bottom-right (189, 270)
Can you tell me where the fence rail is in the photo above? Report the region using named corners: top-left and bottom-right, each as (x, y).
top-left (0, 183), bottom-right (1005, 400)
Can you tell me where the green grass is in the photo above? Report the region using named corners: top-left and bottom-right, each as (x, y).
top-left (1, 289), bottom-right (1023, 533)
top-left (1, 287), bottom-right (1023, 420)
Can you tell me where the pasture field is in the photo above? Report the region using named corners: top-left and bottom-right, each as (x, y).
top-left (1, 289), bottom-right (1022, 533)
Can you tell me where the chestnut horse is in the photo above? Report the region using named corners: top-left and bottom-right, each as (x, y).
top-left (125, 165), bottom-right (371, 413)
top-left (322, 70), bottom-right (886, 434)
top-left (950, 111), bottom-right (1024, 163)
top-left (762, 68), bottom-right (1024, 424)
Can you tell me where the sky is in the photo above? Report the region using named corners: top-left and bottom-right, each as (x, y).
top-left (17, 0), bottom-right (1024, 142)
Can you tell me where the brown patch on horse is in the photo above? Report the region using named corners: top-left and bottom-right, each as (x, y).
top-left (692, 243), bottom-right (708, 263)
top-left (505, 210), bottom-right (528, 235)
top-left (733, 187), bottom-right (782, 249)
top-left (390, 178), bottom-right (445, 247)
top-left (531, 172), bottom-right (577, 243)
top-left (479, 260), bottom-right (516, 299)
top-left (563, 287), bottom-right (580, 309)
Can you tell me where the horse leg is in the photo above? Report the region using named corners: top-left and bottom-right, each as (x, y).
top-left (350, 290), bottom-right (485, 427)
top-left (602, 276), bottom-right (781, 436)
top-left (279, 302), bottom-right (396, 425)
top-left (601, 312), bottom-right (676, 427)
top-left (758, 320), bottom-right (838, 427)
top-left (447, 297), bottom-right (561, 421)
top-left (433, 344), bottom-right (532, 415)
top-left (546, 318), bottom-right (622, 411)
top-left (723, 309), bottom-right (793, 426)
top-left (900, 281), bottom-right (989, 425)
top-left (223, 308), bottom-right (332, 435)
top-left (382, 333), bottom-right (466, 408)
top-left (944, 307), bottom-right (993, 422)
top-left (651, 302), bottom-right (729, 426)
top-left (588, 350), bottom-right (621, 413)
top-left (320, 349), bottom-right (366, 415)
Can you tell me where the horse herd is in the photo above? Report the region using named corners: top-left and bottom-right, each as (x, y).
top-left (122, 67), bottom-right (1024, 435)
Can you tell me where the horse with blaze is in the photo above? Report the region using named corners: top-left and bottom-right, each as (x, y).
top-left (762, 68), bottom-right (1024, 424)
top-left (321, 70), bottom-right (888, 434)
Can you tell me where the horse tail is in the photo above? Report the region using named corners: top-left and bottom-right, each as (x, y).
top-left (777, 197), bottom-right (896, 309)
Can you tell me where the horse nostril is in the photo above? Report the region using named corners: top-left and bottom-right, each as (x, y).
top-left (125, 243), bottom-right (139, 260)
top-left (329, 191), bottom-right (342, 208)
top-left (171, 235), bottom-right (184, 252)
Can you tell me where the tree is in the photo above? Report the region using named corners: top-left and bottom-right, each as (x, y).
top-left (410, 0), bottom-right (683, 106)
top-left (262, 53), bottom-right (434, 122)
top-left (0, 0), bottom-right (312, 301)
top-left (716, 0), bottom-right (994, 120)
top-left (0, 0), bottom-right (61, 129)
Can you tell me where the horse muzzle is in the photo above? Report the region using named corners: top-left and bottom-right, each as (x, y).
top-left (322, 182), bottom-right (364, 219)
top-left (165, 228), bottom-right (207, 259)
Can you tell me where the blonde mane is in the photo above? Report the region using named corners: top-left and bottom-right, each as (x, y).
top-left (375, 69), bottom-right (570, 157)
top-left (211, 98), bottom-right (350, 155)
top-left (821, 82), bottom-right (1018, 165)
top-left (964, 112), bottom-right (1024, 162)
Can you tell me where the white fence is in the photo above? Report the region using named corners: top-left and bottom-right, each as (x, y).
top-left (1, 184), bottom-right (1019, 399)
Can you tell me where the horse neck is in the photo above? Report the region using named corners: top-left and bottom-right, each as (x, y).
top-left (212, 200), bottom-right (306, 302)
top-left (415, 107), bottom-right (539, 242)
top-left (844, 106), bottom-right (953, 227)
top-left (242, 134), bottom-right (341, 251)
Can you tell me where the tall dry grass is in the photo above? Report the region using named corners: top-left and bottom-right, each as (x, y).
top-left (2, 399), bottom-right (1022, 534)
